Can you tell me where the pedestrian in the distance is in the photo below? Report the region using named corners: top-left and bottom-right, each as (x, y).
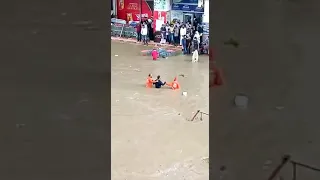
top-left (182, 35), bottom-right (187, 54)
top-left (141, 24), bottom-right (148, 45)
top-left (180, 25), bottom-right (187, 45)
top-left (173, 25), bottom-right (179, 46)
top-left (136, 22), bottom-right (142, 42)
top-left (169, 24), bottom-right (174, 44)
top-left (160, 24), bottom-right (167, 44)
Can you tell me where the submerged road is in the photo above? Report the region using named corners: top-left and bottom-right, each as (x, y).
top-left (0, 0), bottom-right (110, 179)
top-left (211, 0), bottom-right (320, 179)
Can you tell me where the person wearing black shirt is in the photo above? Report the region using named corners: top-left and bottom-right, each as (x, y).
top-left (186, 34), bottom-right (192, 54)
top-left (197, 25), bottom-right (204, 44)
top-left (192, 37), bottom-right (199, 51)
top-left (153, 75), bottom-right (166, 88)
top-left (160, 24), bottom-right (167, 44)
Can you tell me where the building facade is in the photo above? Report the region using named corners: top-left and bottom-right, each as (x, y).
top-left (116, 0), bottom-right (153, 21)
top-left (169, 0), bottom-right (204, 24)
top-left (202, 0), bottom-right (209, 38)
top-left (153, 0), bottom-right (171, 31)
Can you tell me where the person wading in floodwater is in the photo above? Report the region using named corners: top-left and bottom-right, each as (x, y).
top-left (153, 75), bottom-right (166, 88)
top-left (146, 74), bottom-right (154, 88)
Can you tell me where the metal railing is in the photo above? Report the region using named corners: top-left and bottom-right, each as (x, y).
top-left (188, 110), bottom-right (209, 121)
top-left (111, 24), bottom-right (137, 38)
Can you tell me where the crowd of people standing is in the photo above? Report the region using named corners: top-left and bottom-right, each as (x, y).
top-left (136, 18), bottom-right (205, 55)
top-left (136, 18), bottom-right (154, 45)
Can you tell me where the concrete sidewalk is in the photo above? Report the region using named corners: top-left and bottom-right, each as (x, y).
top-left (111, 37), bottom-right (182, 48)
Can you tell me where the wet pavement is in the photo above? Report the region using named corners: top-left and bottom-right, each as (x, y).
top-left (111, 42), bottom-right (209, 180)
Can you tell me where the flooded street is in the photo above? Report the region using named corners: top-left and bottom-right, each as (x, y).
top-left (111, 42), bottom-right (209, 180)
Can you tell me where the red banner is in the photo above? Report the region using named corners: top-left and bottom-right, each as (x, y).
top-left (117, 0), bottom-right (153, 22)
top-left (153, 11), bottom-right (167, 31)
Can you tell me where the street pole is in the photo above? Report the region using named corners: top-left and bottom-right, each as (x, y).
top-left (139, 0), bottom-right (142, 22)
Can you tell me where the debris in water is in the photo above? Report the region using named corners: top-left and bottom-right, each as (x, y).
top-left (84, 26), bottom-right (100, 31)
top-left (202, 157), bottom-right (209, 163)
top-left (263, 160), bottom-right (272, 170)
top-left (182, 92), bottom-right (188, 96)
top-left (16, 124), bottom-right (26, 128)
top-left (78, 99), bottom-right (88, 103)
top-left (179, 74), bottom-right (185, 77)
top-left (72, 20), bottom-right (93, 26)
top-left (234, 93), bottom-right (248, 109)
top-left (224, 38), bottom-right (240, 48)
top-left (275, 106), bottom-right (284, 110)
top-left (220, 165), bottom-right (226, 171)
top-left (133, 68), bottom-right (140, 72)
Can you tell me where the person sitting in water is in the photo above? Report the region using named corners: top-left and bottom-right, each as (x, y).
top-left (151, 48), bottom-right (159, 61)
top-left (146, 74), bottom-right (154, 88)
top-left (166, 77), bottom-right (180, 90)
top-left (153, 75), bottom-right (166, 88)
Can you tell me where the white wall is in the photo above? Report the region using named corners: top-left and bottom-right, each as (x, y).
top-left (202, 0), bottom-right (209, 23)
top-left (112, 0), bottom-right (117, 16)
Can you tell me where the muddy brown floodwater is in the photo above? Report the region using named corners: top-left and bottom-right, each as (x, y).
top-left (111, 42), bottom-right (209, 180)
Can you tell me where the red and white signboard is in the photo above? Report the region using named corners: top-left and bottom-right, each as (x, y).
top-left (117, 0), bottom-right (153, 22)
top-left (153, 11), bottom-right (167, 31)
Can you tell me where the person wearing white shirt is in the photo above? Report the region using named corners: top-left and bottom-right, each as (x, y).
top-left (141, 24), bottom-right (148, 45)
top-left (194, 31), bottom-right (200, 44)
top-left (179, 25), bottom-right (187, 45)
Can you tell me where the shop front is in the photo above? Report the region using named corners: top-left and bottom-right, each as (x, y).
top-left (170, 0), bottom-right (204, 24)
top-left (153, 0), bottom-right (171, 31)
top-left (116, 0), bottom-right (153, 22)
top-left (202, 0), bottom-right (209, 40)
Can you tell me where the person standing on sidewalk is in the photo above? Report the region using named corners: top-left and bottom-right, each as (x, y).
top-left (182, 35), bottom-right (187, 54)
top-left (141, 24), bottom-right (148, 45)
top-left (160, 24), bottom-right (167, 44)
top-left (165, 23), bottom-right (170, 43)
top-left (169, 24), bottom-right (174, 44)
top-left (197, 24), bottom-right (204, 44)
top-left (180, 25), bottom-right (187, 45)
top-left (136, 22), bottom-right (142, 42)
top-left (173, 25), bottom-right (179, 46)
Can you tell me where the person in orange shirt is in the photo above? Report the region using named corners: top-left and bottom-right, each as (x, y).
top-left (146, 74), bottom-right (154, 88)
top-left (166, 77), bottom-right (180, 90)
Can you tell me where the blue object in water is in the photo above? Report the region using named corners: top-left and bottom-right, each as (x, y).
top-left (157, 48), bottom-right (169, 58)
